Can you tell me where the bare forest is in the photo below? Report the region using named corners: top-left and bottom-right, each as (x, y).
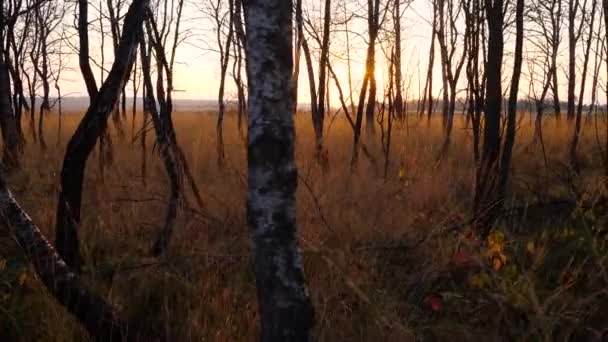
top-left (1, 0), bottom-right (608, 340)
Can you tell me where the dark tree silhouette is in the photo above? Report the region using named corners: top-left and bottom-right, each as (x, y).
top-left (55, 0), bottom-right (148, 270)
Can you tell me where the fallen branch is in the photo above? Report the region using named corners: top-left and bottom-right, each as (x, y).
top-left (0, 176), bottom-right (128, 341)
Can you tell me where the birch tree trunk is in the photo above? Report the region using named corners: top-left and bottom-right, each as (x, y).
top-left (244, 0), bottom-right (314, 339)
top-left (0, 176), bottom-right (128, 341)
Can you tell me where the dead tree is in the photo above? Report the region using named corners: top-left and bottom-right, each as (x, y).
top-left (244, 0), bottom-right (314, 339)
top-left (55, 0), bottom-right (148, 270)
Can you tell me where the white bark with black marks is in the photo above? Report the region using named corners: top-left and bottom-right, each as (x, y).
top-left (244, 0), bottom-right (314, 340)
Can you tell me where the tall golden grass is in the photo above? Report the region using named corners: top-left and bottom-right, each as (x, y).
top-left (1, 111), bottom-right (607, 341)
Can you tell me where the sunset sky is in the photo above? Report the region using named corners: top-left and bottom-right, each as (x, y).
top-left (54, 0), bottom-right (605, 106)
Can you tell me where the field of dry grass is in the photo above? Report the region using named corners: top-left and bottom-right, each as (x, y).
top-left (1, 111), bottom-right (608, 341)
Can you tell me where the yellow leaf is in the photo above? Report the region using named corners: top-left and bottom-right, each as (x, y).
top-left (492, 257), bottom-right (504, 271)
top-left (526, 241), bottom-right (535, 254)
top-left (18, 270), bottom-right (28, 286)
top-left (0, 258), bottom-right (6, 272)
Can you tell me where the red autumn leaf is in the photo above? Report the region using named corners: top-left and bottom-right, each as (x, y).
top-left (424, 294), bottom-right (443, 312)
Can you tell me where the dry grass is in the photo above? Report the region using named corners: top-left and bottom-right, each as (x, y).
top-left (1, 111), bottom-right (608, 341)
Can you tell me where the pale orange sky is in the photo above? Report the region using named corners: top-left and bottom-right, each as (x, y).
top-left (53, 0), bottom-right (606, 106)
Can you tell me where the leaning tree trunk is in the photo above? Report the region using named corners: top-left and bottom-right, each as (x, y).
top-left (0, 177), bottom-right (128, 341)
top-left (139, 32), bottom-right (182, 257)
top-left (244, 0), bottom-right (314, 339)
top-left (55, 0), bottom-right (148, 270)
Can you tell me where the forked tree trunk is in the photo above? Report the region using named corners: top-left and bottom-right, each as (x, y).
top-left (244, 0), bottom-right (314, 339)
top-left (139, 32), bottom-right (182, 256)
top-left (55, 0), bottom-right (148, 270)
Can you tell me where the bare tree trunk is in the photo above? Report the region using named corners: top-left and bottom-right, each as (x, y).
top-left (55, 0), bottom-right (148, 270)
top-left (566, 0), bottom-right (582, 121)
top-left (352, 0), bottom-right (381, 169)
top-left (0, 50), bottom-right (21, 169)
top-left (552, 0), bottom-right (563, 119)
top-left (108, 0), bottom-right (126, 138)
top-left (587, 27), bottom-right (604, 120)
top-left (141, 61), bottom-right (149, 186)
top-left (422, 1), bottom-right (437, 124)
top-left (244, 0), bottom-right (314, 339)
top-left (215, 0), bottom-right (234, 168)
top-left (78, 0), bottom-right (99, 101)
top-left (435, 0), bottom-right (467, 158)
top-left (314, 0), bottom-right (331, 168)
top-left (393, 0), bottom-right (403, 119)
top-left (364, 0), bottom-right (381, 136)
top-left (139, 31), bottom-right (182, 256)
top-left (570, 0), bottom-right (598, 172)
top-left (474, 0), bottom-right (503, 237)
top-left (131, 55), bottom-right (139, 138)
top-left (292, 0), bottom-right (303, 112)
top-left (498, 0), bottom-right (524, 202)
top-left (231, 0), bottom-right (246, 140)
